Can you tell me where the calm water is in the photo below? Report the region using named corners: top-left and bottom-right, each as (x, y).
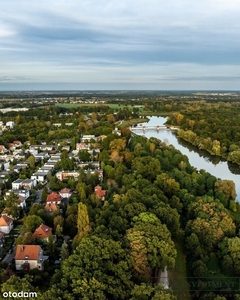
top-left (136, 116), bottom-right (240, 201)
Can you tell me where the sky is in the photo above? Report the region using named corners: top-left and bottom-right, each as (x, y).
top-left (0, 0), bottom-right (240, 91)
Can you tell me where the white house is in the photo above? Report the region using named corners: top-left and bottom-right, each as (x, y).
top-left (22, 179), bottom-right (37, 190)
top-left (0, 215), bottom-right (14, 234)
top-left (31, 171), bottom-right (48, 182)
top-left (6, 121), bottom-right (14, 129)
top-left (12, 179), bottom-right (24, 190)
top-left (59, 188), bottom-right (72, 199)
top-left (81, 135), bottom-right (96, 142)
top-left (15, 245), bottom-right (44, 271)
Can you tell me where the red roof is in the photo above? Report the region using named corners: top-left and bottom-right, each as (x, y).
top-left (0, 215), bottom-right (13, 226)
top-left (33, 224), bottom-right (52, 239)
top-left (15, 245), bottom-right (41, 260)
top-left (44, 203), bottom-right (59, 213)
top-left (94, 186), bottom-right (106, 198)
top-left (46, 193), bottom-right (61, 203)
top-left (59, 188), bottom-right (71, 194)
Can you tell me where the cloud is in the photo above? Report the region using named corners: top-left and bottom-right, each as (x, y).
top-left (0, 75), bottom-right (31, 82)
top-left (0, 0), bottom-right (240, 89)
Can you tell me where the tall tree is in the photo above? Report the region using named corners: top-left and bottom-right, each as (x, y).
top-left (61, 236), bottom-right (133, 299)
top-left (5, 192), bottom-right (21, 219)
top-left (61, 241), bottom-right (69, 261)
top-left (77, 202), bottom-right (91, 236)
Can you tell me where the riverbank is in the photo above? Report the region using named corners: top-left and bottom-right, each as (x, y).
top-left (118, 117), bottom-right (149, 128)
top-left (134, 116), bottom-right (240, 200)
top-left (176, 129), bottom-right (240, 166)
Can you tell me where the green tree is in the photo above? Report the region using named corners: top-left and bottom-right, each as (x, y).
top-left (220, 237), bottom-right (240, 275)
top-left (53, 215), bottom-right (64, 230)
top-left (215, 179), bottom-right (236, 202)
top-left (61, 236), bottom-right (133, 299)
top-left (41, 187), bottom-right (48, 202)
top-left (132, 156), bottom-right (161, 182)
top-left (47, 233), bottom-right (57, 259)
top-left (78, 149), bottom-right (91, 162)
top-left (16, 232), bottom-right (36, 245)
top-left (128, 212), bottom-right (177, 274)
top-left (130, 283), bottom-right (177, 300)
top-left (1, 275), bottom-right (37, 296)
top-left (27, 155), bottom-right (36, 168)
top-left (5, 192), bottom-right (21, 219)
top-left (77, 202), bottom-right (91, 236)
top-left (61, 241), bottom-right (69, 261)
top-left (49, 176), bottom-right (63, 191)
top-left (23, 215), bottom-right (43, 232)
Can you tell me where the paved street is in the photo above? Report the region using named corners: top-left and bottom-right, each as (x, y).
top-left (35, 189), bottom-right (42, 204)
top-left (2, 250), bottom-right (15, 264)
top-left (159, 266), bottom-right (169, 289)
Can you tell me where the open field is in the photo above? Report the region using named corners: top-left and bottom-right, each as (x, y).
top-left (118, 117), bottom-right (149, 127)
top-left (56, 103), bottom-right (144, 111)
top-left (169, 239), bottom-right (191, 300)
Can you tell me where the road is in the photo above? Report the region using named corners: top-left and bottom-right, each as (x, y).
top-left (2, 249), bottom-right (15, 264)
top-left (34, 189), bottom-right (42, 204)
top-left (159, 266), bottom-right (169, 289)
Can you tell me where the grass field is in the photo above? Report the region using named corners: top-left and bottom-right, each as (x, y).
top-left (169, 239), bottom-right (191, 300)
top-left (56, 103), bottom-right (144, 111)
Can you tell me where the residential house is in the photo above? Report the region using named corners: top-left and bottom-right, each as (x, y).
top-left (0, 145), bottom-right (8, 154)
top-left (1, 208), bottom-right (15, 220)
top-left (12, 179), bottom-right (24, 190)
top-left (94, 185), bottom-right (107, 201)
top-left (7, 143), bottom-right (15, 151)
top-left (81, 135), bottom-right (96, 142)
top-left (13, 165), bottom-right (23, 173)
top-left (6, 121), bottom-right (14, 129)
top-left (38, 166), bottom-right (52, 177)
top-left (112, 127), bottom-right (121, 136)
top-left (22, 179), bottom-right (37, 190)
top-left (0, 215), bottom-right (14, 234)
top-left (59, 188), bottom-right (72, 199)
top-left (46, 193), bottom-right (61, 205)
top-left (33, 224), bottom-right (52, 242)
top-left (13, 140), bottom-right (22, 148)
top-left (55, 171), bottom-right (79, 181)
top-left (15, 245), bottom-right (44, 271)
top-left (44, 203), bottom-right (59, 214)
top-left (13, 152), bottom-right (25, 160)
top-left (31, 171), bottom-right (48, 182)
top-left (34, 152), bottom-right (49, 160)
top-left (76, 142), bottom-right (90, 151)
top-left (61, 145), bottom-right (70, 152)
top-left (0, 161), bottom-right (10, 171)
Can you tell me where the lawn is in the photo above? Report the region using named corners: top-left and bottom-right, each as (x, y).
top-left (118, 117), bottom-right (149, 128)
top-left (169, 239), bottom-right (191, 300)
top-left (56, 103), bottom-right (144, 111)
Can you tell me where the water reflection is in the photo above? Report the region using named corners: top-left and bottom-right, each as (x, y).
top-left (227, 162), bottom-right (240, 175)
top-left (138, 116), bottom-right (240, 200)
top-left (176, 137), bottom-right (223, 165)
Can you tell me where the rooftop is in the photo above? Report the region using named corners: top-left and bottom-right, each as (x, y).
top-left (15, 245), bottom-right (42, 260)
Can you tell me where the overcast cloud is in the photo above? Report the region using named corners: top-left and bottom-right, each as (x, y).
top-left (0, 0), bottom-right (240, 90)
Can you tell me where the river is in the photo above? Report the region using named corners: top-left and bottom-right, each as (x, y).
top-left (136, 116), bottom-right (240, 201)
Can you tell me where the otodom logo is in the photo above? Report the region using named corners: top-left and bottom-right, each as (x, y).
top-left (2, 291), bottom-right (37, 298)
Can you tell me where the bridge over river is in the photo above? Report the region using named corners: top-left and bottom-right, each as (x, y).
top-left (131, 125), bottom-right (179, 131)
